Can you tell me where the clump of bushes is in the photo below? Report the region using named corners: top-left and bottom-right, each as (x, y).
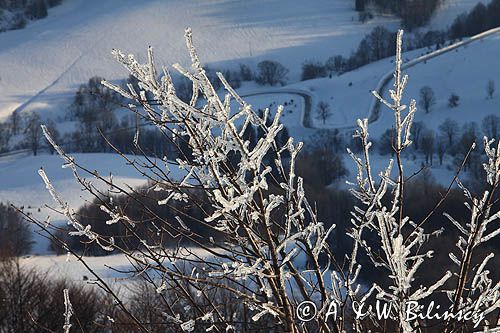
top-left (0, 203), bottom-right (32, 257)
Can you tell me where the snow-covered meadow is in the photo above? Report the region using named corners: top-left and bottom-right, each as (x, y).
top-left (0, 0), bottom-right (402, 120)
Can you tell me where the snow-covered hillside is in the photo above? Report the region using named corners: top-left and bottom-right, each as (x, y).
top-left (428, 0), bottom-right (485, 30)
top-left (290, 31), bottom-right (500, 136)
top-left (0, 0), bottom-right (402, 120)
top-left (0, 152), bottom-right (169, 253)
top-left (371, 32), bottom-right (500, 135)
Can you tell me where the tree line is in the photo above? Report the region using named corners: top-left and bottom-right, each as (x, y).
top-left (0, 0), bottom-right (62, 32)
top-left (299, 0), bottom-right (500, 82)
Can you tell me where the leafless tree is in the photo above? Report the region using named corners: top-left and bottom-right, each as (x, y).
top-left (482, 114), bottom-right (500, 139)
top-left (436, 135), bottom-right (447, 165)
top-left (301, 60), bottom-right (326, 81)
top-left (326, 55), bottom-right (344, 75)
top-left (486, 79), bottom-right (495, 99)
top-left (316, 101), bottom-right (332, 124)
top-left (0, 122), bottom-right (10, 152)
top-left (447, 93), bottom-right (459, 108)
top-left (411, 121), bottom-right (425, 150)
top-left (421, 129), bottom-right (435, 164)
top-left (419, 85), bottom-right (436, 113)
top-left (355, 0), bottom-right (365, 11)
top-left (9, 109), bottom-right (21, 135)
top-left (0, 258), bottom-right (111, 332)
top-left (24, 112), bottom-right (42, 155)
top-left (439, 118), bottom-right (459, 146)
top-left (256, 60), bottom-right (288, 86)
top-left (0, 203), bottom-right (32, 257)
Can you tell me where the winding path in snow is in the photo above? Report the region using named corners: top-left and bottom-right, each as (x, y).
top-left (241, 26), bottom-right (500, 133)
top-left (241, 89), bottom-right (314, 129)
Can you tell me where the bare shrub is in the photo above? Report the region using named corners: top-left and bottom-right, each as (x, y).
top-left (256, 60), bottom-right (288, 86)
top-left (0, 258), bottom-right (110, 332)
top-left (0, 203), bottom-right (32, 257)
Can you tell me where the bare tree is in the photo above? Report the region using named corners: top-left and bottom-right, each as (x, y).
top-left (486, 79), bottom-right (495, 99)
top-left (301, 61), bottom-right (326, 81)
top-left (447, 93), bottom-right (459, 108)
top-left (296, 147), bottom-right (347, 187)
top-left (325, 56), bottom-right (336, 77)
top-left (0, 122), bottom-right (10, 153)
top-left (419, 85), bottom-right (436, 113)
top-left (24, 112), bottom-right (42, 155)
top-left (482, 114), bottom-right (500, 139)
top-left (436, 135), bottom-right (447, 165)
top-left (411, 121), bottom-right (425, 150)
top-left (421, 129), bottom-right (435, 164)
top-left (316, 101), bottom-right (332, 124)
top-left (438, 118), bottom-right (459, 146)
top-left (328, 55), bottom-right (344, 74)
top-left (0, 258), bottom-right (110, 332)
top-left (0, 203), bottom-right (32, 257)
top-left (256, 60), bottom-right (288, 86)
top-left (239, 63), bottom-right (253, 81)
top-left (355, 0), bottom-right (365, 11)
top-left (309, 128), bottom-right (343, 153)
top-left (9, 109), bottom-right (21, 135)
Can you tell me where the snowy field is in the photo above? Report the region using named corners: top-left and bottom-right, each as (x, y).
top-left (0, 0), bottom-right (402, 120)
top-left (371, 33), bottom-right (500, 135)
top-left (428, 0), bottom-right (486, 30)
top-left (291, 32), bottom-right (500, 133)
top-left (0, 152), bottom-right (183, 254)
top-left (19, 248), bottom-right (214, 283)
top-left (0, 0), bottom-right (488, 129)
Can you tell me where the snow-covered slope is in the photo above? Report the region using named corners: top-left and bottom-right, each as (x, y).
top-left (289, 31), bottom-right (500, 136)
top-left (0, 0), bottom-right (401, 120)
top-left (0, 152), bottom-right (169, 253)
top-left (371, 32), bottom-right (500, 135)
top-left (428, 0), bottom-right (485, 30)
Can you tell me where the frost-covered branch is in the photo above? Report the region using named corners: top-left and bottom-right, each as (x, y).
top-left (34, 27), bottom-right (499, 333)
top-left (348, 30), bottom-right (453, 333)
top-left (38, 27), bottom-right (342, 333)
top-left (62, 289), bottom-right (73, 333)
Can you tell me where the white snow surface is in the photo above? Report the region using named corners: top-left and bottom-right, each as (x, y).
top-left (300, 32), bottom-right (500, 135)
top-left (428, 0), bottom-right (486, 30)
top-left (0, 152), bottom-right (179, 254)
top-left (0, 0), bottom-right (401, 120)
